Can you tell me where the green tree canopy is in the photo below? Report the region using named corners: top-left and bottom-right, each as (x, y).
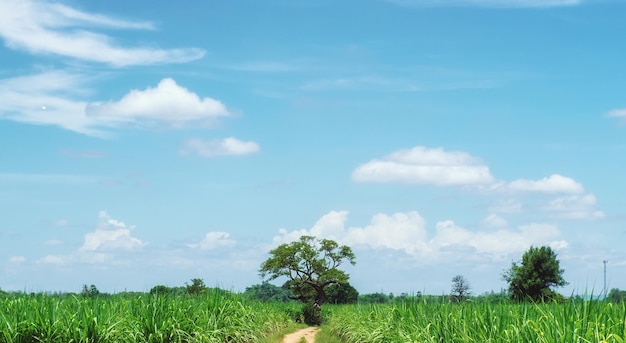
top-left (244, 281), bottom-right (291, 302)
top-left (325, 282), bottom-right (359, 304)
top-left (503, 246), bottom-right (567, 302)
top-left (80, 284), bottom-right (100, 298)
top-left (186, 278), bottom-right (207, 295)
top-left (607, 288), bottom-right (626, 303)
top-left (259, 235), bottom-right (356, 307)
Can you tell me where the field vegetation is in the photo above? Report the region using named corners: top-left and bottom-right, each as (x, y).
top-left (0, 287), bottom-right (297, 343)
top-left (326, 296), bottom-right (626, 343)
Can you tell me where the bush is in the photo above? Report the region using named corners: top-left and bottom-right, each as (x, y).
top-left (302, 302), bottom-right (323, 325)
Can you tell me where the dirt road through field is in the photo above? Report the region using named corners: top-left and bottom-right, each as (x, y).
top-left (282, 327), bottom-right (319, 343)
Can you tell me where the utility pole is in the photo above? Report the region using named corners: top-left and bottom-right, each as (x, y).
top-left (603, 260), bottom-right (608, 298)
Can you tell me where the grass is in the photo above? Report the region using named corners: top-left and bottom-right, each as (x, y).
top-left (3, 290), bottom-right (625, 343)
top-left (324, 298), bottom-right (626, 343)
top-left (0, 290), bottom-right (294, 343)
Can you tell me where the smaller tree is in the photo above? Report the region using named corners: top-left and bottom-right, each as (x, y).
top-left (503, 246), bottom-right (567, 302)
top-left (451, 275), bottom-right (471, 302)
top-left (150, 285), bottom-right (170, 296)
top-left (186, 278), bottom-right (207, 295)
top-left (80, 284), bottom-right (100, 298)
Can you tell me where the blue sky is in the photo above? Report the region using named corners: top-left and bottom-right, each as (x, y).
top-left (1, 0), bottom-right (625, 296)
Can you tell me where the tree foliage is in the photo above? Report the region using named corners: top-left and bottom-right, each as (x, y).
top-left (186, 278), bottom-right (207, 295)
top-left (149, 285), bottom-right (170, 296)
top-left (451, 275), bottom-right (471, 302)
top-left (326, 282), bottom-right (359, 304)
top-left (80, 284), bottom-right (100, 298)
top-left (503, 246), bottom-right (567, 302)
top-left (259, 235), bottom-right (356, 307)
top-left (244, 281), bottom-right (291, 302)
top-left (607, 288), bottom-right (626, 303)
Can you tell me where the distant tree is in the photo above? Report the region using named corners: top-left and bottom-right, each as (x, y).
top-left (451, 275), bottom-right (471, 302)
top-left (475, 290), bottom-right (509, 303)
top-left (358, 292), bottom-right (391, 304)
top-left (244, 281), bottom-right (291, 302)
top-left (186, 278), bottom-right (207, 295)
top-left (150, 285), bottom-right (170, 296)
top-left (503, 246), bottom-right (567, 302)
top-left (325, 282), bottom-right (359, 304)
top-left (607, 288), bottom-right (626, 303)
top-left (80, 284), bottom-right (100, 297)
top-left (259, 235), bottom-right (356, 324)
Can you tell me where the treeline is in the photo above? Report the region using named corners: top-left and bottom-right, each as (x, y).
top-left (2, 283), bottom-right (625, 304)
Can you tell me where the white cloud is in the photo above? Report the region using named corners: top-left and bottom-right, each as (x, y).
top-left (505, 174), bottom-right (585, 194)
top-left (352, 146), bottom-right (495, 185)
top-left (387, 0), bottom-right (580, 8)
top-left (0, 0), bottom-right (204, 66)
top-left (0, 73), bottom-right (231, 136)
top-left (0, 71), bottom-right (104, 136)
top-left (544, 194), bottom-right (605, 220)
top-left (272, 210), bottom-right (566, 264)
top-left (79, 211), bottom-right (144, 252)
top-left (87, 78), bottom-right (229, 127)
top-left (180, 137), bottom-right (260, 157)
top-left (481, 214), bottom-right (509, 228)
top-left (188, 232), bottom-right (236, 250)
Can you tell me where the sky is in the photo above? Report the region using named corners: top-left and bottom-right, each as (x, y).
top-left (1, 0), bottom-right (625, 296)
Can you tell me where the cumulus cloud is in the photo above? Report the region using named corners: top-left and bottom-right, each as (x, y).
top-left (39, 211), bottom-right (145, 266)
top-left (0, 72), bottom-right (231, 136)
top-left (87, 78), bottom-right (229, 127)
top-left (352, 146), bottom-right (495, 185)
top-left (79, 211), bottom-right (145, 252)
top-left (0, 0), bottom-right (204, 66)
top-left (188, 232), bottom-right (236, 250)
top-left (180, 137), bottom-right (260, 157)
top-left (272, 210), bottom-right (566, 264)
top-left (387, 0), bottom-right (580, 8)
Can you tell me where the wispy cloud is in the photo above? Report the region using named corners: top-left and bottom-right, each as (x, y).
top-left (607, 108), bottom-right (626, 123)
top-left (0, 0), bottom-right (204, 66)
top-left (386, 0), bottom-right (581, 8)
top-left (180, 137), bottom-right (261, 157)
top-left (187, 232), bottom-right (236, 250)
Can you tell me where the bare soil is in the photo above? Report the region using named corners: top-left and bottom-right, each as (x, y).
top-left (282, 327), bottom-right (320, 343)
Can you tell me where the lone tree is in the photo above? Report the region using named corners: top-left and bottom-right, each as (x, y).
top-left (186, 278), bottom-right (207, 295)
top-left (451, 275), bottom-right (471, 302)
top-left (259, 235), bottom-right (355, 322)
top-left (503, 246), bottom-right (567, 302)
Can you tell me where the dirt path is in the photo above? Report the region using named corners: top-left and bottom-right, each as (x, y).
top-left (282, 327), bottom-right (320, 343)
